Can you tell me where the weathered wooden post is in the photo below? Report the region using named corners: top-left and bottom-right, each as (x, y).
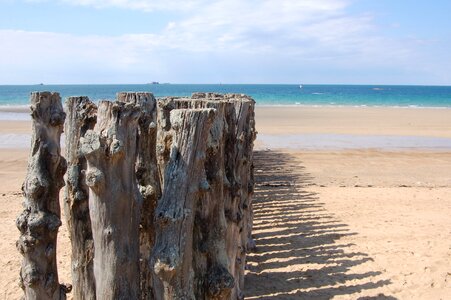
top-left (64, 96), bottom-right (97, 300)
top-left (232, 95), bottom-right (256, 294)
top-left (117, 92), bottom-right (161, 300)
top-left (16, 92), bottom-right (69, 300)
top-left (80, 100), bottom-right (142, 300)
top-left (192, 100), bottom-right (235, 299)
top-left (158, 96), bottom-right (236, 299)
top-left (156, 94), bottom-right (256, 300)
top-left (153, 108), bottom-right (215, 300)
top-left (206, 94), bottom-right (255, 300)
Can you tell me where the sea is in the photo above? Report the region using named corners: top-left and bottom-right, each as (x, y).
top-left (1, 84), bottom-right (451, 109)
top-left (1, 84), bottom-right (450, 150)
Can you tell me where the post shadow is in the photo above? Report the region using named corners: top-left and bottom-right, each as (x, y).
top-left (244, 150), bottom-right (395, 299)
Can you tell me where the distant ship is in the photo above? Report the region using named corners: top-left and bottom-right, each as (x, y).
top-left (299, 84), bottom-right (303, 89)
top-left (146, 81), bottom-right (160, 84)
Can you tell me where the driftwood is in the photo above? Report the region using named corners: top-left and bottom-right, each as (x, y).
top-left (117, 92), bottom-right (161, 300)
top-left (16, 92), bottom-right (69, 299)
top-left (153, 108), bottom-right (215, 299)
top-left (64, 96), bottom-right (97, 300)
top-left (80, 100), bottom-right (142, 300)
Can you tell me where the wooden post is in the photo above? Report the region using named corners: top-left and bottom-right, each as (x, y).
top-left (152, 108), bottom-right (215, 300)
top-left (157, 94), bottom-right (256, 300)
top-left (117, 92), bottom-right (161, 300)
top-left (80, 100), bottom-right (141, 300)
top-left (16, 92), bottom-right (69, 300)
top-left (64, 96), bottom-right (97, 300)
top-left (232, 96), bottom-right (256, 295)
top-left (192, 101), bottom-right (235, 299)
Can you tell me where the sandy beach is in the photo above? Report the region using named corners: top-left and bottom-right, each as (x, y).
top-left (1, 106), bottom-right (451, 299)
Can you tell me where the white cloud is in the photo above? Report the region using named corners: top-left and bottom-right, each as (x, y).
top-left (24, 0), bottom-right (206, 11)
top-left (1, 0), bottom-right (448, 84)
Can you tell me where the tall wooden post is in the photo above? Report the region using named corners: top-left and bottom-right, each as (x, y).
top-left (16, 92), bottom-right (69, 300)
top-left (80, 100), bottom-right (141, 300)
top-left (153, 108), bottom-right (215, 300)
top-left (117, 92), bottom-right (161, 300)
top-left (64, 96), bottom-right (97, 300)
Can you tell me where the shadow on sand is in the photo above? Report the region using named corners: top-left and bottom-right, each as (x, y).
top-left (244, 150), bottom-right (395, 299)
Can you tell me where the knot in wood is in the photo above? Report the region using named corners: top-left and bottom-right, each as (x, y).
top-left (50, 110), bottom-right (66, 127)
top-left (207, 265), bottom-right (235, 297)
top-left (139, 184), bottom-right (155, 198)
top-left (85, 168), bottom-right (104, 190)
top-left (154, 249), bottom-right (179, 277)
top-left (103, 226), bottom-right (114, 242)
top-left (21, 264), bottom-right (41, 287)
top-left (109, 138), bottom-right (123, 157)
top-left (16, 235), bottom-right (37, 254)
top-left (80, 130), bottom-right (101, 156)
top-left (199, 178), bottom-right (210, 191)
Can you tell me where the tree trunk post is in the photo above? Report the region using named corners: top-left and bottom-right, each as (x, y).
top-left (16, 91), bottom-right (69, 300)
top-left (64, 96), bottom-right (97, 300)
top-left (117, 92), bottom-right (161, 300)
top-left (152, 108), bottom-right (215, 300)
top-left (80, 100), bottom-right (142, 300)
top-left (157, 94), bottom-right (256, 300)
top-left (235, 97), bottom-right (256, 293)
top-left (193, 101), bottom-right (235, 300)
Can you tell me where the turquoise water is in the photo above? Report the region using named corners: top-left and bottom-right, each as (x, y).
top-left (0, 84), bottom-right (450, 108)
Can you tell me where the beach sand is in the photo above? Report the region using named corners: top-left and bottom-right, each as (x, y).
top-left (1, 107), bottom-right (451, 299)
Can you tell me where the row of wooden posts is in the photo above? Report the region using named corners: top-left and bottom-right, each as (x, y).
top-left (16, 91), bottom-right (256, 300)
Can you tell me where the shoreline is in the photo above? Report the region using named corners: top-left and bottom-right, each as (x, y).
top-left (2, 103), bottom-right (451, 112)
top-left (2, 105), bottom-right (451, 149)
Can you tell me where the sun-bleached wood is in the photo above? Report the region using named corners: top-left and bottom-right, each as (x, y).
top-left (153, 108), bottom-right (215, 300)
top-left (230, 97), bottom-right (256, 297)
top-left (64, 96), bottom-right (97, 300)
top-left (158, 97), bottom-right (235, 299)
top-left (18, 90), bottom-right (256, 300)
top-left (80, 100), bottom-right (141, 300)
top-left (117, 92), bottom-right (161, 300)
top-left (16, 92), bottom-right (69, 300)
top-left (157, 93), bottom-right (256, 300)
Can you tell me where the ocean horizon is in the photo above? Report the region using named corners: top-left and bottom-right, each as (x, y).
top-left (1, 84), bottom-right (450, 111)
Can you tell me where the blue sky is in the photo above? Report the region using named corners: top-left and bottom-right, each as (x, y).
top-left (1, 0), bottom-right (450, 84)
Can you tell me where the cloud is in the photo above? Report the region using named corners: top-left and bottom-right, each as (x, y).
top-left (1, 0), bottom-right (448, 84)
top-left (22, 0), bottom-right (206, 11)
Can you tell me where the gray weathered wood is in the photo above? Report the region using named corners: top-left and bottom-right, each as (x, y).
top-left (193, 101), bottom-right (235, 300)
top-left (80, 100), bottom-right (141, 300)
top-left (117, 92), bottom-right (161, 300)
top-left (16, 92), bottom-right (69, 300)
top-left (157, 94), bottom-right (256, 300)
top-left (189, 93), bottom-right (256, 300)
top-left (152, 108), bottom-right (215, 300)
top-left (64, 96), bottom-right (97, 300)
top-left (232, 96), bottom-right (256, 296)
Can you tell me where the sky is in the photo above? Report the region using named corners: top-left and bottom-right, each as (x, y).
top-left (1, 0), bottom-right (450, 85)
